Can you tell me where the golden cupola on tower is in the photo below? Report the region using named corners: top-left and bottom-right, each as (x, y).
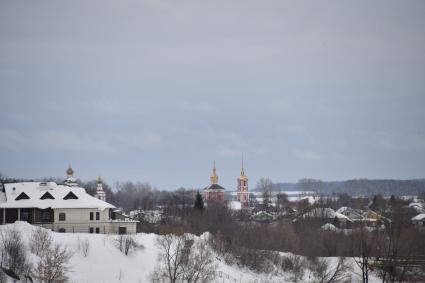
top-left (204, 160), bottom-right (226, 203)
top-left (210, 161), bottom-right (219, 184)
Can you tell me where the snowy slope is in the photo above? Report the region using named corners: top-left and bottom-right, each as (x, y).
top-left (0, 222), bottom-right (382, 283)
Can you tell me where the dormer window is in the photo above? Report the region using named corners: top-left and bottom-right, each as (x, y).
top-left (15, 192), bottom-right (30, 200)
top-left (40, 192), bottom-right (55, 200)
top-left (63, 191), bottom-right (78, 200)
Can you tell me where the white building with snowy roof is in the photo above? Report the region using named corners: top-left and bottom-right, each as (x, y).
top-left (0, 166), bottom-right (137, 234)
top-left (294, 207), bottom-right (353, 228)
top-left (412, 213), bottom-right (425, 230)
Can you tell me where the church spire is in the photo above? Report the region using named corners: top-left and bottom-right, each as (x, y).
top-left (210, 161), bottom-right (219, 184)
top-left (241, 154), bottom-right (245, 177)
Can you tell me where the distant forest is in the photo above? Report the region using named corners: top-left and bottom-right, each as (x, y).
top-left (273, 179), bottom-right (425, 197)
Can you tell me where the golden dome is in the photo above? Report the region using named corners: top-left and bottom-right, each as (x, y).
top-left (66, 164), bottom-right (74, 176)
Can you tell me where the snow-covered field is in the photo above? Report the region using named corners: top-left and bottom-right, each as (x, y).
top-left (0, 222), bottom-right (382, 283)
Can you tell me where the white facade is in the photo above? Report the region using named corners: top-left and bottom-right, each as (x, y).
top-left (0, 182), bottom-right (137, 234)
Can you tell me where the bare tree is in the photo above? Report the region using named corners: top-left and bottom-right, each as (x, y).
top-left (311, 257), bottom-right (351, 283)
top-left (151, 234), bottom-right (186, 283)
top-left (34, 243), bottom-right (72, 283)
top-left (182, 239), bottom-right (217, 283)
top-left (378, 204), bottom-right (416, 283)
top-left (151, 234), bottom-right (216, 283)
top-left (124, 236), bottom-right (136, 256)
top-left (0, 227), bottom-right (28, 275)
top-left (0, 267), bottom-right (6, 283)
top-left (257, 178), bottom-right (274, 211)
top-left (352, 224), bottom-right (379, 283)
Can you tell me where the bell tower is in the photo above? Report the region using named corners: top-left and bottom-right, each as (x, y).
top-left (95, 176), bottom-right (106, 202)
top-left (237, 156), bottom-right (249, 207)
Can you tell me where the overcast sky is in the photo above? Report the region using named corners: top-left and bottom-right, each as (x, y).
top-left (1, 0), bottom-right (424, 190)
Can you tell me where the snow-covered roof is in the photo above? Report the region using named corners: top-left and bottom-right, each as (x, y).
top-left (228, 190), bottom-right (316, 197)
top-left (321, 223), bottom-right (337, 231)
top-left (302, 207), bottom-right (352, 221)
top-left (336, 207), bottom-right (363, 220)
top-left (228, 200), bottom-right (242, 210)
top-left (412, 214), bottom-right (425, 221)
top-left (408, 203), bottom-right (425, 214)
top-left (0, 182), bottom-right (115, 210)
top-left (250, 211), bottom-right (274, 221)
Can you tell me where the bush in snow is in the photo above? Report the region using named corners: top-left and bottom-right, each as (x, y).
top-left (115, 235), bottom-right (137, 256)
top-left (80, 239), bottom-right (90, 257)
top-left (34, 243), bottom-right (72, 283)
top-left (0, 227), bottom-right (29, 276)
top-left (76, 237), bottom-right (90, 257)
top-left (30, 227), bottom-right (53, 257)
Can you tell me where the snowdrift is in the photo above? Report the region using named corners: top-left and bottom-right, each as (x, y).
top-left (0, 222), bottom-right (381, 283)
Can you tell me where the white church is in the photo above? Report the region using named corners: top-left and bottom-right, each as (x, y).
top-left (0, 165), bottom-right (137, 234)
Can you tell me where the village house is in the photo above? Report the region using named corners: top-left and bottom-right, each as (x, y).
top-left (294, 207), bottom-right (353, 229)
top-left (412, 213), bottom-right (425, 230)
top-left (0, 166), bottom-right (137, 234)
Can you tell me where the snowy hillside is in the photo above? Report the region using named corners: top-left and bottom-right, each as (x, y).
top-left (0, 222), bottom-right (382, 283)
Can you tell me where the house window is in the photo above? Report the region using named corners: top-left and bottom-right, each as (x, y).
top-left (40, 192), bottom-right (55, 200)
top-left (89, 227), bottom-right (94, 233)
top-left (59, 212), bottom-right (66, 221)
top-left (41, 211), bottom-right (51, 222)
top-left (58, 228), bottom-right (66, 233)
top-left (63, 191), bottom-right (78, 200)
top-left (90, 212), bottom-right (94, 220)
top-left (96, 212), bottom-right (100, 220)
top-left (95, 227), bottom-right (100, 234)
top-left (15, 192), bottom-right (30, 200)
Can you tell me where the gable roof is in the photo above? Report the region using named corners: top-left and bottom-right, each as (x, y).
top-left (0, 182), bottom-right (115, 210)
